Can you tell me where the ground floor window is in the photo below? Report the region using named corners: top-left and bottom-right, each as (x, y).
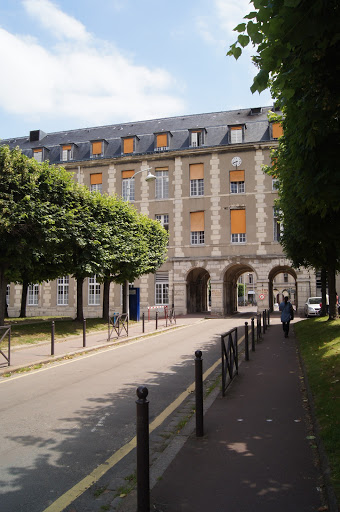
top-left (57, 276), bottom-right (69, 306)
top-left (28, 284), bottom-right (39, 306)
top-left (88, 276), bottom-right (100, 306)
top-left (155, 272), bottom-right (169, 305)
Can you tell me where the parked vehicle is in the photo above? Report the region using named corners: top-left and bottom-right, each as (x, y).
top-left (304, 297), bottom-right (322, 317)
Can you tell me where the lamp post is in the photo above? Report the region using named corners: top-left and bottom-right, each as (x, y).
top-left (123, 167), bottom-right (156, 314)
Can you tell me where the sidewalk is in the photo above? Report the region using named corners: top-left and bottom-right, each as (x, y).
top-left (122, 319), bottom-right (328, 512)
top-left (0, 314), bottom-right (202, 376)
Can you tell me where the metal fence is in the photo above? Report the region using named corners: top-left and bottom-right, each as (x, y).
top-left (0, 325), bottom-right (11, 367)
top-left (221, 327), bottom-right (238, 396)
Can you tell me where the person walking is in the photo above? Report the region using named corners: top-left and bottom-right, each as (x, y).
top-left (279, 295), bottom-right (293, 338)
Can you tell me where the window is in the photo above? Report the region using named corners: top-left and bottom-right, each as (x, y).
top-left (61, 145), bottom-right (72, 161)
top-left (230, 126), bottom-right (243, 144)
top-left (155, 169), bottom-right (169, 199)
top-left (248, 273), bottom-right (253, 284)
top-left (155, 133), bottom-right (168, 152)
top-left (57, 276), bottom-right (69, 306)
top-left (190, 130), bottom-right (204, 147)
top-left (6, 284), bottom-right (10, 306)
top-left (33, 148), bottom-right (43, 162)
top-left (122, 170), bottom-right (135, 201)
top-left (190, 211), bottom-right (205, 245)
top-left (122, 137), bottom-right (134, 154)
top-left (272, 178), bottom-right (279, 190)
top-left (88, 276), bottom-right (100, 306)
top-left (90, 173), bottom-right (103, 193)
top-left (155, 214), bottom-right (169, 232)
top-left (91, 141), bottom-right (103, 158)
top-left (272, 122), bottom-right (283, 139)
top-left (284, 273), bottom-right (288, 283)
top-left (28, 284), bottom-right (39, 306)
top-left (230, 170), bottom-right (245, 194)
top-left (155, 272), bottom-right (169, 305)
top-left (273, 207), bottom-right (282, 241)
top-left (231, 209), bottom-right (246, 243)
top-left (190, 164), bottom-right (204, 197)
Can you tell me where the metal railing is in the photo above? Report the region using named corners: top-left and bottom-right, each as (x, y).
top-left (221, 327), bottom-right (238, 396)
top-left (0, 325), bottom-right (11, 367)
top-left (107, 313), bottom-right (129, 341)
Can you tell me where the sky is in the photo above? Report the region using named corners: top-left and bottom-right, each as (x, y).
top-left (0, 0), bottom-right (272, 139)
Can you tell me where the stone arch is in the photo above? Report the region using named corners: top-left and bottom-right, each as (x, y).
top-left (268, 265), bottom-right (298, 311)
top-left (186, 267), bottom-right (211, 313)
top-left (223, 263), bottom-right (257, 315)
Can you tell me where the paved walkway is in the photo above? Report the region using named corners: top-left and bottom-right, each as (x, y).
top-left (119, 318), bottom-right (328, 512)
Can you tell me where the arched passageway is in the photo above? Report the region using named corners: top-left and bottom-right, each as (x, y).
top-left (268, 266), bottom-right (297, 311)
top-left (223, 264), bottom-right (256, 315)
top-left (186, 268), bottom-right (210, 313)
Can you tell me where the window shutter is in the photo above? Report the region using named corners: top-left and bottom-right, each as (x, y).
top-left (190, 163), bottom-right (204, 180)
top-left (92, 141), bottom-right (102, 155)
top-left (230, 126), bottom-right (243, 143)
top-left (156, 133), bottom-right (168, 147)
top-left (272, 122), bottom-right (283, 139)
top-left (123, 138), bottom-right (134, 154)
top-left (231, 209), bottom-right (246, 234)
top-left (122, 170), bottom-right (135, 179)
top-left (90, 173), bottom-right (102, 185)
top-left (190, 211), bottom-right (205, 231)
top-left (62, 145), bottom-right (72, 151)
top-left (230, 170), bottom-right (245, 182)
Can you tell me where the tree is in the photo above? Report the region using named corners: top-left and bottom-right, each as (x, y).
top-left (0, 145), bottom-right (77, 325)
top-left (228, 0), bottom-right (340, 318)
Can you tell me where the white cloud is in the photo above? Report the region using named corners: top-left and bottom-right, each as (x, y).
top-left (0, 1), bottom-right (185, 128)
top-left (196, 0), bottom-right (251, 48)
top-left (22, 0), bottom-right (91, 42)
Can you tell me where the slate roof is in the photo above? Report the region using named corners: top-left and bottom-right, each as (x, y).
top-left (0, 106), bottom-right (278, 164)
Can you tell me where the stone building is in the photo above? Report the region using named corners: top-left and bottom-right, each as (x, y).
top-left (2, 106), bottom-right (318, 318)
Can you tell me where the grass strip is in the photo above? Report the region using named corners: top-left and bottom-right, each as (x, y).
top-left (294, 317), bottom-right (340, 502)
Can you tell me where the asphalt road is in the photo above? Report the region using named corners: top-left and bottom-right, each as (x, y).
top-left (0, 317), bottom-right (247, 512)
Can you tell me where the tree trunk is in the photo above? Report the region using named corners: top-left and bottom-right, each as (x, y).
top-left (76, 277), bottom-right (84, 322)
top-left (327, 263), bottom-right (338, 320)
top-left (103, 279), bottom-right (110, 322)
top-left (20, 280), bottom-right (29, 318)
top-left (0, 268), bottom-right (8, 326)
top-left (320, 268), bottom-right (327, 317)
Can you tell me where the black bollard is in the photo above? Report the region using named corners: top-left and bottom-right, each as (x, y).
top-left (142, 312), bottom-right (145, 333)
top-left (263, 311), bottom-right (266, 333)
top-left (195, 350), bottom-right (204, 437)
top-left (136, 386), bottom-right (150, 512)
top-left (245, 322), bottom-right (249, 361)
top-left (83, 318), bottom-right (86, 348)
top-left (156, 311), bottom-right (158, 330)
top-left (251, 317), bottom-right (255, 352)
top-left (51, 321), bottom-right (55, 356)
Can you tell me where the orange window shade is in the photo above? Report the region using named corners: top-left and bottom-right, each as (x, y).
top-left (230, 170), bottom-right (245, 182)
top-left (92, 141), bottom-right (102, 155)
top-left (190, 211), bottom-right (205, 231)
top-left (122, 170), bottom-right (135, 179)
top-left (272, 123), bottom-right (283, 138)
top-left (63, 145), bottom-right (71, 151)
top-left (190, 163), bottom-right (204, 180)
top-left (90, 173), bottom-right (102, 185)
top-left (123, 138), bottom-right (134, 154)
top-left (157, 133), bottom-right (168, 147)
top-left (231, 209), bottom-right (246, 234)
top-left (230, 126), bottom-right (242, 131)
top-left (33, 148), bottom-right (42, 153)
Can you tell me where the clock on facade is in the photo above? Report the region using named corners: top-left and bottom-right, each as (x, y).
top-left (231, 156), bottom-right (242, 167)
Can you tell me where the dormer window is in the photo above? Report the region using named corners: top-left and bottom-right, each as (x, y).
top-left (229, 125), bottom-right (244, 144)
top-left (32, 147), bottom-right (49, 162)
top-left (271, 122), bottom-right (283, 139)
top-left (122, 136), bottom-right (138, 155)
top-left (155, 133), bottom-right (169, 152)
top-left (91, 140), bottom-right (107, 158)
top-left (60, 144), bottom-right (73, 162)
top-left (189, 129), bottom-right (205, 148)
top-left (33, 148), bottom-right (43, 162)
